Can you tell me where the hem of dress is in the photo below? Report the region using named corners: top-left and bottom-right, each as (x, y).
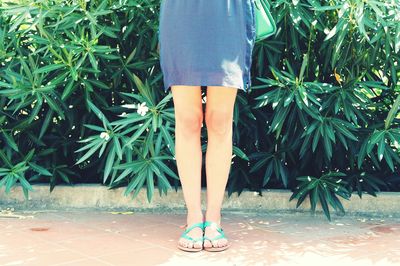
top-left (164, 83), bottom-right (246, 93)
top-left (162, 71), bottom-right (247, 94)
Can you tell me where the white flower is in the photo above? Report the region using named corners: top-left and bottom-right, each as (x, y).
top-left (137, 102), bottom-right (149, 116)
top-left (311, 20), bottom-right (318, 27)
top-left (293, 16), bottom-right (301, 24)
top-left (100, 132), bottom-right (110, 141)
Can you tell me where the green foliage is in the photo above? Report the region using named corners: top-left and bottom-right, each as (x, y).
top-left (0, 0), bottom-right (177, 202)
top-left (289, 171), bottom-right (351, 221)
top-left (0, 0), bottom-right (399, 220)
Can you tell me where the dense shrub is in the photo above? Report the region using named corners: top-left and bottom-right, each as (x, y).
top-left (0, 0), bottom-right (399, 220)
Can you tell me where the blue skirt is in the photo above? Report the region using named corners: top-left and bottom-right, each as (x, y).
top-left (158, 0), bottom-right (256, 93)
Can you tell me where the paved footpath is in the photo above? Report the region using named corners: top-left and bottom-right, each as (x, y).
top-left (0, 208), bottom-right (399, 266)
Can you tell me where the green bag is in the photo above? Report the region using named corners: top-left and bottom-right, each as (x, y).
top-left (254, 0), bottom-right (277, 42)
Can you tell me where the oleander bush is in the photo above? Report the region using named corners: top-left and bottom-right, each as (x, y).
top-left (0, 0), bottom-right (399, 220)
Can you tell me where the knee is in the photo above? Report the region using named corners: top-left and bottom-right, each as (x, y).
top-left (175, 109), bottom-right (203, 135)
top-left (205, 109), bottom-right (232, 136)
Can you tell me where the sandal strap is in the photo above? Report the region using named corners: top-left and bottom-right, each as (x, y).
top-left (180, 221), bottom-right (204, 242)
top-left (203, 220), bottom-right (226, 240)
top-left (203, 234), bottom-right (226, 241)
top-left (184, 221), bottom-right (205, 233)
top-left (204, 221), bottom-right (224, 233)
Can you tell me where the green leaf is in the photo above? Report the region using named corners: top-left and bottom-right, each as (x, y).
top-left (233, 146), bottom-right (249, 161)
top-left (33, 64), bottom-right (66, 74)
top-left (74, 139), bottom-right (104, 165)
top-left (310, 185), bottom-right (319, 212)
top-left (385, 94), bottom-right (400, 129)
top-left (333, 121), bottom-right (358, 142)
top-left (312, 127), bottom-right (321, 152)
top-left (123, 119), bottom-right (151, 148)
top-left (1, 130), bottom-right (19, 152)
top-left (323, 134), bottom-right (332, 160)
top-left (370, 130), bottom-right (385, 146)
top-left (377, 137), bottom-right (385, 161)
top-left (357, 139), bottom-right (369, 169)
top-left (153, 159), bottom-right (179, 180)
top-left (124, 172), bottom-right (143, 196)
top-left (146, 168), bottom-right (154, 202)
top-left (39, 109), bottom-right (54, 139)
top-left (28, 162), bottom-right (52, 176)
top-left (157, 172), bottom-right (172, 194)
top-left (83, 124), bottom-right (106, 132)
top-left (43, 94), bottom-right (65, 120)
top-left (17, 175), bottom-right (34, 191)
top-left (131, 171), bottom-right (147, 199)
top-left (318, 187), bottom-right (331, 221)
top-left (103, 145), bottom-right (116, 184)
top-left (61, 79), bottom-right (77, 100)
top-left (262, 162), bottom-right (273, 187)
top-left (113, 137), bottom-right (123, 160)
top-left (114, 168), bottom-right (134, 184)
top-left (383, 146), bottom-right (395, 172)
top-left (5, 175), bottom-right (17, 193)
top-left (160, 123), bottom-right (175, 154)
top-left (87, 99), bottom-right (110, 125)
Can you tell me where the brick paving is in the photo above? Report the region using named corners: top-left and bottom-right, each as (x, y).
top-left (0, 208), bottom-right (399, 266)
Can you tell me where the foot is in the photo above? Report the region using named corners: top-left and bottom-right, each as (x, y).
top-left (203, 216), bottom-right (229, 249)
top-left (178, 212), bottom-right (204, 250)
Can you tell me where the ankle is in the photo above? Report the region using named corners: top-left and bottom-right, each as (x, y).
top-left (205, 210), bottom-right (221, 225)
top-left (186, 210), bottom-right (204, 224)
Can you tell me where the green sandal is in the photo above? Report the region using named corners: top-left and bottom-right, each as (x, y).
top-left (177, 221), bottom-right (205, 252)
top-left (203, 220), bottom-right (230, 252)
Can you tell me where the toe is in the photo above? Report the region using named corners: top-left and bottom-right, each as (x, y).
top-left (179, 237), bottom-right (203, 250)
top-left (214, 239), bottom-right (227, 248)
top-left (211, 240), bottom-right (218, 247)
top-left (194, 241), bottom-right (202, 249)
top-left (220, 239), bottom-right (228, 247)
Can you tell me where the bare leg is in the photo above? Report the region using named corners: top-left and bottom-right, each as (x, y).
top-left (171, 85), bottom-right (204, 249)
top-left (204, 85), bottom-right (238, 248)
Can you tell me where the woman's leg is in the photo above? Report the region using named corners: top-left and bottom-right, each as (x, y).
top-left (171, 85), bottom-right (204, 249)
top-left (204, 85), bottom-right (238, 248)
